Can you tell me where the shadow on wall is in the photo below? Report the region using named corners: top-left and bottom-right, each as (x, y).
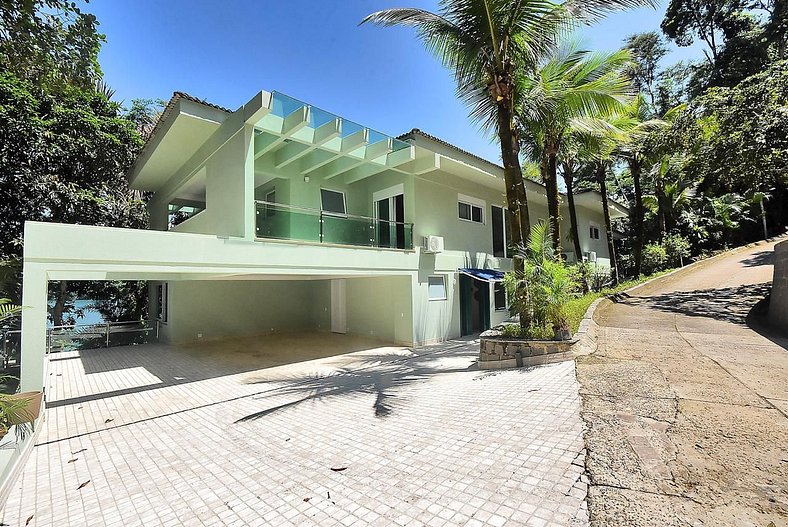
top-left (235, 341), bottom-right (479, 422)
top-left (740, 250), bottom-right (774, 268)
top-left (610, 283), bottom-right (772, 326)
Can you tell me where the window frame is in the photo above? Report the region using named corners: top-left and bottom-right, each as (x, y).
top-left (589, 223), bottom-right (601, 240)
top-left (458, 193), bottom-right (486, 224)
top-left (427, 275), bottom-right (448, 301)
top-left (264, 189), bottom-right (276, 217)
top-left (156, 283), bottom-right (168, 323)
top-left (493, 282), bottom-right (507, 311)
top-left (320, 188), bottom-right (347, 216)
top-left (491, 204), bottom-right (509, 258)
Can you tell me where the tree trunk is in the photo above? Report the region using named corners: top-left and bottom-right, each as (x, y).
top-left (495, 100), bottom-right (531, 328)
top-left (562, 163), bottom-right (583, 264)
top-left (545, 148), bottom-right (561, 253)
top-left (596, 163), bottom-right (618, 285)
top-left (51, 280), bottom-right (69, 327)
top-left (655, 171), bottom-right (667, 238)
top-left (630, 157), bottom-right (645, 276)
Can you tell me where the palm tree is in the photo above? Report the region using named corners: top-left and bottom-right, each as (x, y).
top-left (612, 94), bottom-right (668, 275)
top-left (362, 0), bottom-right (658, 323)
top-left (643, 154), bottom-right (695, 236)
top-left (517, 45), bottom-right (632, 252)
top-left (557, 137), bottom-right (584, 264)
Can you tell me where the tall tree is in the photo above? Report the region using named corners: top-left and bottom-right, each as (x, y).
top-left (624, 31), bottom-right (668, 109)
top-left (0, 0), bottom-right (103, 91)
top-left (613, 95), bottom-right (669, 275)
top-left (0, 72), bottom-right (147, 324)
top-left (661, 0), bottom-right (747, 65)
top-left (517, 45), bottom-right (632, 253)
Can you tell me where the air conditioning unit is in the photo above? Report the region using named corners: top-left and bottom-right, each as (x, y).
top-left (583, 251), bottom-right (597, 263)
top-left (423, 235), bottom-right (444, 254)
top-left (561, 252), bottom-right (575, 263)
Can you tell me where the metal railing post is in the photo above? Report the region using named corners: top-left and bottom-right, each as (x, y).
top-left (105, 322), bottom-right (110, 348)
top-left (319, 211), bottom-right (324, 243)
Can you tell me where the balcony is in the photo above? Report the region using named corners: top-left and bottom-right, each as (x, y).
top-left (255, 201), bottom-right (414, 250)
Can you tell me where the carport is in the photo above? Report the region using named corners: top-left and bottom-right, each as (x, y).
top-left (19, 221), bottom-right (418, 393)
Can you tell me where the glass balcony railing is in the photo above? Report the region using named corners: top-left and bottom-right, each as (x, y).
top-left (255, 201), bottom-right (414, 250)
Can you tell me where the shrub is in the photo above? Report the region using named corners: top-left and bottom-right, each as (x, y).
top-left (663, 233), bottom-right (691, 267)
top-left (500, 323), bottom-right (554, 340)
top-left (642, 243), bottom-right (668, 275)
top-left (504, 221), bottom-right (580, 339)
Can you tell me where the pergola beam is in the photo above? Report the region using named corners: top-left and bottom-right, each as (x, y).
top-left (273, 118), bottom-right (341, 169)
top-left (343, 146), bottom-right (415, 184)
top-left (323, 138), bottom-right (395, 180)
top-left (301, 128), bottom-right (369, 175)
top-left (254, 106), bottom-right (310, 159)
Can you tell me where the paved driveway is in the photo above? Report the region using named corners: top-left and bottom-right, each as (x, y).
top-left (2, 334), bottom-right (587, 526)
top-left (578, 239), bottom-right (788, 526)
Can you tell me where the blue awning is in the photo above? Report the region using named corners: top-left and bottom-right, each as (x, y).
top-left (458, 268), bottom-right (505, 283)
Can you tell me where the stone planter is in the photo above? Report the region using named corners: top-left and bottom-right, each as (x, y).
top-left (478, 328), bottom-right (577, 370)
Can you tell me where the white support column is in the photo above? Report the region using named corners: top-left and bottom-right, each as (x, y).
top-left (19, 263), bottom-right (48, 393)
top-left (243, 123), bottom-right (257, 240)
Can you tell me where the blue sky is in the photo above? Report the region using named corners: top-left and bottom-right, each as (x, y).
top-left (88, 0), bottom-right (705, 163)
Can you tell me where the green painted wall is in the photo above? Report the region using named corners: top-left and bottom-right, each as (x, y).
top-left (162, 279), bottom-right (330, 343)
top-left (345, 276), bottom-right (413, 345)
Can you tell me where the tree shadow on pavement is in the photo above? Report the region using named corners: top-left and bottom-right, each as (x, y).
top-left (235, 345), bottom-right (480, 423)
top-left (740, 250), bottom-right (773, 267)
top-left (614, 283), bottom-right (772, 326)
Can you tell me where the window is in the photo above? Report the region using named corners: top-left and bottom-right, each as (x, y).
top-left (156, 283), bottom-right (168, 323)
top-left (320, 189), bottom-right (346, 215)
top-left (458, 194), bottom-right (485, 224)
top-left (494, 282), bottom-right (507, 311)
top-left (590, 225), bottom-right (601, 240)
top-left (428, 275), bottom-right (447, 301)
top-left (265, 190), bottom-right (276, 217)
top-left (491, 205), bottom-right (510, 257)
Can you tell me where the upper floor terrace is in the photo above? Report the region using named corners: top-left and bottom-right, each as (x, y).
top-left (128, 90), bottom-right (626, 258)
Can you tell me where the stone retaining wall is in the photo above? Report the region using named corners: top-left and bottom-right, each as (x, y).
top-left (769, 239), bottom-right (788, 332)
top-left (478, 329), bottom-right (577, 370)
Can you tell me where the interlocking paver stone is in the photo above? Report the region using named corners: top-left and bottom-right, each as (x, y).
top-left (2, 336), bottom-right (587, 526)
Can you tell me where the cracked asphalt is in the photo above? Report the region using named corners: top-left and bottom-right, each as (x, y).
top-left (577, 238), bottom-right (788, 527)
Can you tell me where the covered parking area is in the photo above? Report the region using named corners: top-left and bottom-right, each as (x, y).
top-left (18, 221), bottom-right (419, 393)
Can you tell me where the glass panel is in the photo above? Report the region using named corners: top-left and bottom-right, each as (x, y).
top-left (255, 202), bottom-right (413, 250)
top-left (471, 205), bottom-right (483, 223)
top-left (492, 206), bottom-right (505, 257)
top-left (256, 203), bottom-right (321, 243)
top-left (323, 214), bottom-right (373, 246)
top-left (459, 202), bottom-right (471, 220)
top-left (376, 198), bottom-right (391, 248)
top-left (270, 92), bottom-right (306, 119)
top-left (494, 283), bottom-right (507, 310)
top-left (428, 276), bottom-right (447, 300)
top-left (320, 189), bottom-right (346, 214)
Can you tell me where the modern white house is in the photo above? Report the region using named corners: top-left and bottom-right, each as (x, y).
top-left (18, 89), bottom-right (627, 392)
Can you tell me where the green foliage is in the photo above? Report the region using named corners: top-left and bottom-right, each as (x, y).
top-left (0, 71), bottom-right (147, 259)
top-left (0, 0), bottom-right (104, 91)
top-left (499, 322), bottom-right (554, 340)
top-left (624, 31), bottom-right (669, 109)
top-left (504, 221), bottom-right (580, 338)
top-left (0, 299), bottom-right (21, 326)
top-left (662, 233), bottom-right (691, 266)
top-left (641, 243), bottom-right (669, 274)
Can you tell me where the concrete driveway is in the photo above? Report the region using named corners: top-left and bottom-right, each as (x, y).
top-left (578, 239), bottom-right (788, 526)
top-left (2, 333), bottom-right (588, 526)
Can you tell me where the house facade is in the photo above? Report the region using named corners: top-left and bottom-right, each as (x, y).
top-left (17, 89), bottom-right (626, 392)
